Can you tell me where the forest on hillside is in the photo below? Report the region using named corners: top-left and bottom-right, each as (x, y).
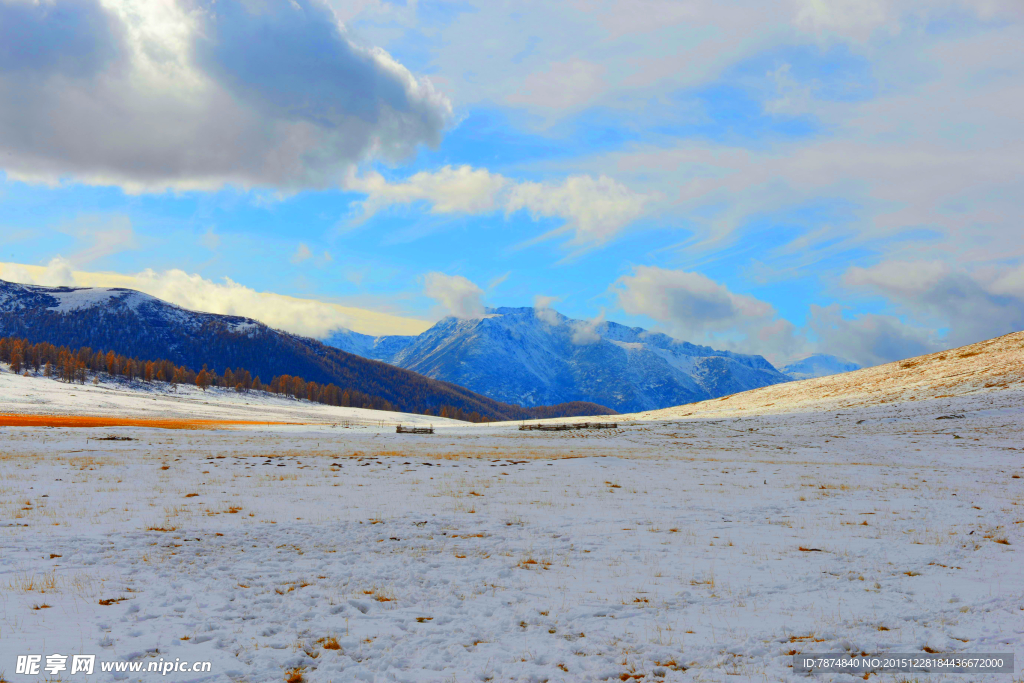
top-left (0, 326), bottom-right (616, 422)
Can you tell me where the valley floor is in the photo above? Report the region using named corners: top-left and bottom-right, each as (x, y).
top-left (0, 371), bottom-right (1022, 682)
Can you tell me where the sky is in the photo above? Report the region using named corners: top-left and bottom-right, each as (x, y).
top-left (1, 0), bottom-right (1023, 368)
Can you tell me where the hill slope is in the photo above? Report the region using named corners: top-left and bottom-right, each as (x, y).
top-left (325, 307), bottom-right (790, 412)
top-left (558, 330), bottom-right (1024, 422)
top-left (0, 280), bottom-right (614, 421)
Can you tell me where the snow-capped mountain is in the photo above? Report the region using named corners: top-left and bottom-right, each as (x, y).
top-left (782, 354), bottom-right (861, 380)
top-left (0, 281), bottom-right (261, 334)
top-left (325, 307), bottom-right (791, 413)
top-left (0, 280), bottom-right (613, 420)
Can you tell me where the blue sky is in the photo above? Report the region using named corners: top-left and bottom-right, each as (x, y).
top-left (1, 0), bottom-right (1022, 367)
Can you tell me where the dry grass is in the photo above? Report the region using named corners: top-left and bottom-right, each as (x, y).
top-left (319, 636), bottom-right (341, 650)
top-left (98, 596), bottom-right (129, 606)
top-left (7, 572), bottom-right (59, 593)
top-left (0, 414), bottom-right (302, 430)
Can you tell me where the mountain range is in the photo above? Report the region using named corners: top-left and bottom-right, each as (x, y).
top-left (326, 307), bottom-right (792, 413)
top-left (781, 354), bottom-right (861, 381)
top-left (0, 280), bottom-right (613, 421)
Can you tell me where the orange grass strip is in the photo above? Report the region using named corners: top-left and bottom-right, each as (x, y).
top-left (0, 414), bottom-right (303, 430)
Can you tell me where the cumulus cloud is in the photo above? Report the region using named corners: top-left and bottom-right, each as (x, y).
top-left (352, 165), bottom-right (650, 247)
top-left (423, 272), bottom-right (485, 319)
top-left (843, 261), bottom-right (1024, 347)
top-left (507, 175), bottom-right (649, 247)
top-left (354, 166), bottom-right (508, 216)
top-left (612, 265), bottom-right (819, 364)
top-left (0, 261), bottom-right (430, 337)
top-left (2, 256), bottom-right (77, 287)
top-left (0, 0), bottom-right (452, 192)
top-left (615, 266), bottom-right (775, 339)
top-left (808, 304), bottom-right (941, 368)
top-left (533, 295), bottom-right (563, 327)
top-left (570, 311), bottom-right (605, 345)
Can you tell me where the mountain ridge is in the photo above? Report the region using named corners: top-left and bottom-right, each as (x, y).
top-left (325, 306), bottom-right (791, 412)
top-left (0, 280), bottom-right (615, 421)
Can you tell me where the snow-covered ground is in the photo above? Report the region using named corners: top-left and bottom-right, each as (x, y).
top-left (0, 370), bottom-right (457, 427)
top-left (1, 354), bottom-right (1023, 682)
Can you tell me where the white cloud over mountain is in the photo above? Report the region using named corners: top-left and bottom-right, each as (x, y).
top-left (422, 272), bottom-right (485, 319)
top-left (0, 260), bottom-right (430, 338)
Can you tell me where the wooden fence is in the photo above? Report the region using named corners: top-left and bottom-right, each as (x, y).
top-left (396, 425), bottom-right (434, 434)
top-left (518, 422), bottom-right (618, 431)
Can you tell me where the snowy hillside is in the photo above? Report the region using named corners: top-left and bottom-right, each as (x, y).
top-left (325, 307), bottom-right (790, 412)
top-left (782, 353), bottom-right (860, 380)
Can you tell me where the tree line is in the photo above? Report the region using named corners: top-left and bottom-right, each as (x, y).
top-left (0, 335), bottom-right (490, 422)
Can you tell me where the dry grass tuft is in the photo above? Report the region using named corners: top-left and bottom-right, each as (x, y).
top-left (319, 636), bottom-right (341, 650)
top-left (98, 597), bottom-right (129, 606)
top-left (8, 572), bottom-right (59, 593)
top-left (284, 667), bottom-right (305, 683)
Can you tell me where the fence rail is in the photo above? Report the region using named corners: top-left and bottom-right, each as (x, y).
top-left (396, 425), bottom-right (434, 434)
top-left (519, 422), bottom-right (618, 431)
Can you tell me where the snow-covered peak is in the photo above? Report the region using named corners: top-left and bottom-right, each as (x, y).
top-left (0, 278), bottom-right (268, 337)
top-left (782, 353), bottom-right (861, 380)
top-left (325, 305), bottom-right (791, 412)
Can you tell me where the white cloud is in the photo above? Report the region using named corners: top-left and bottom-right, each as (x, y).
top-left (793, 0), bottom-right (1022, 40)
top-left (533, 295), bottom-right (562, 327)
top-left (58, 215), bottom-right (139, 266)
top-left (612, 265), bottom-right (816, 365)
top-left (487, 271), bottom-right (511, 290)
top-left (2, 256), bottom-right (77, 287)
top-left (0, 0), bottom-right (452, 193)
top-left (843, 260), bottom-right (1024, 346)
top-left (353, 166), bottom-right (508, 217)
top-left (507, 58), bottom-right (606, 112)
top-left (0, 261), bottom-right (430, 337)
top-left (615, 266), bottom-right (775, 338)
top-left (423, 272), bottom-right (485, 319)
top-left (808, 303), bottom-right (942, 368)
top-left (352, 165), bottom-right (651, 247)
top-left (506, 175), bottom-right (649, 247)
top-left (200, 228), bottom-right (221, 251)
top-left (291, 243), bottom-right (313, 264)
top-left (570, 311), bottom-right (605, 345)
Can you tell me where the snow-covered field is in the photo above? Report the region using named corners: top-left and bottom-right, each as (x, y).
top-left (1, 348), bottom-right (1023, 682)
